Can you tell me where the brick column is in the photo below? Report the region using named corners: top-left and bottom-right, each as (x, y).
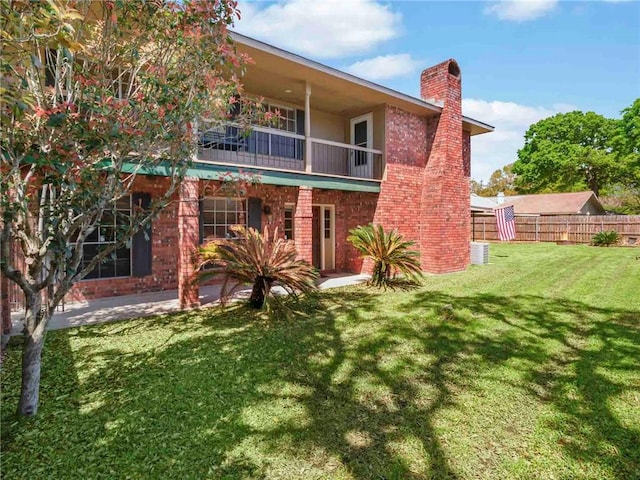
top-left (294, 186), bottom-right (313, 264)
top-left (420, 59), bottom-right (470, 273)
top-left (177, 177), bottom-right (200, 309)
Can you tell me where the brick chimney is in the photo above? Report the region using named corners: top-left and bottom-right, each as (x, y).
top-left (419, 59), bottom-right (470, 272)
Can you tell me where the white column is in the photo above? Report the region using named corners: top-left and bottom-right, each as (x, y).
top-left (305, 82), bottom-right (312, 173)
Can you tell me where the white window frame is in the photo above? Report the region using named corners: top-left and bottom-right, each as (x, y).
top-left (80, 195), bottom-right (132, 280)
top-left (201, 197), bottom-right (247, 240)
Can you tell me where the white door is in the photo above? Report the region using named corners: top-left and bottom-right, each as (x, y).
top-left (350, 113), bottom-right (373, 178)
top-left (312, 205), bottom-right (335, 271)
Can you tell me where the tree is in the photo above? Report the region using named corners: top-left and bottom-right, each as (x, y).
top-left (347, 224), bottom-right (422, 288)
top-left (197, 226), bottom-right (318, 309)
top-left (610, 98), bottom-right (640, 212)
top-left (472, 164), bottom-right (517, 197)
top-left (513, 111), bottom-right (620, 196)
top-left (0, 0), bottom-right (252, 416)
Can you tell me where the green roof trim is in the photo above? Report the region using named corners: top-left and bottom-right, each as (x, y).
top-left (121, 161), bottom-right (381, 193)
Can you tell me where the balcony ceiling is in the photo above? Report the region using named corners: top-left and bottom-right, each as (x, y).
top-left (237, 43), bottom-right (441, 118)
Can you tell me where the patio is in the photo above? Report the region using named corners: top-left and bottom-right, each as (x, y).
top-left (9, 273), bottom-right (369, 334)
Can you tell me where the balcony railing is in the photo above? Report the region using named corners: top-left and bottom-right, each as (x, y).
top-left (197, 125), bottom-right (383, 181)
top-left (309, 138), bottom-right (383, 180)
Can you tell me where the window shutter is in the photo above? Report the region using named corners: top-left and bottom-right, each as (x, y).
top-left (198, 198), bottom-right (204, 244)
top-left (247, 197), bottom-right (262, 232)
top-left (296, 109), bottom-right (305, 136)
top-left (131, 193), bottom-right (152, 277)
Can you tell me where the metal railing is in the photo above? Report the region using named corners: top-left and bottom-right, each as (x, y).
top-left (198, 125), bottom-right (305, 172)
top-left (309, 138), bottom-right (383, 180)
top-left (197, 124), bottom-right (384, 181)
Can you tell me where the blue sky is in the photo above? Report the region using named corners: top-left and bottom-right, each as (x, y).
top-left (234, 0), bottom-right (640, 182)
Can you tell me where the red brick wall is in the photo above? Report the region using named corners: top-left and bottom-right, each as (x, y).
top-left (294, 186), bottom-right (313, 264)
top-left (313, 189), bottom-right (378, 272)
top-left (463, 129), bottom-right (471, 178)
top-left (374, 106), bottom-right (427, 244)
top-left (177, 178), bottom-right (200, 308)
top-left (67, 175), bottom-right (179, 302)
top-left (420, 59), bottom-right (470, 272)
top-left (197, 183), bottom-right (378, 272)
top-left (370, 59), bottom-right (471, 274)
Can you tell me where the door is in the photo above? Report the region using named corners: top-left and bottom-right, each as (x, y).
top-left (312, 205), bottom-right (335, 271)
top-left (350, 113), bottom-right (373, 178)
top-left (312, 207), bottom-right (321, 269)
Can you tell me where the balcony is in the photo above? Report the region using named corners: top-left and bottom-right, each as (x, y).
top-left (197, 125), bottom-right (384, 181)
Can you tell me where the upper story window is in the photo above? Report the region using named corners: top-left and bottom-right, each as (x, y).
top-left (44, 48), bottom-right (131, 100)
top-left (267, 103), bottom-right (297, 133)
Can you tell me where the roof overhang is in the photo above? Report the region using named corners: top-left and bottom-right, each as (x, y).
top-left (231, 32), bottom-right (494, 136)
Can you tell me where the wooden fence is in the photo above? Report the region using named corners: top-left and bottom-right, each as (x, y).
top-left (471, 214), bottom-right (640, 245)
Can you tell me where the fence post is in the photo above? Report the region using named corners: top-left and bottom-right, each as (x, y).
top-left (535, 217), bottom-right (539, 242)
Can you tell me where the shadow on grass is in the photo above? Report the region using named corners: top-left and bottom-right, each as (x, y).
top-left (1, 288), bottom-right (639, 479)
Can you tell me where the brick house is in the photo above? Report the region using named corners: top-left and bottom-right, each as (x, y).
top-left (2, 32), bottom-right (493, 314)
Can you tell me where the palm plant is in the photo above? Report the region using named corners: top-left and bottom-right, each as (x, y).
top-left (591, 230), bottom-right (621, 246)
top-left (197, 226), bottom-right (318, 309)
top-left (348, 223), bottom-right (423, 288)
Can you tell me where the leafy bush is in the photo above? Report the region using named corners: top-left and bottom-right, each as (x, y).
top-left (591, 230), bottom-right (621, 247)
top-left (348, 223), bottom-right (422, 288)
top-left (197, 226), bottom-right (317, 309)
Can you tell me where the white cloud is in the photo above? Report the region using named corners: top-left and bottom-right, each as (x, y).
top-left (345, 54), bottom-right (422, 81)
top-left (463, 99), bottom-right (577, 182)
top-left (484, 0), bottom-right (558, 22)
top-left (235, 0), bottom-right (402, 59)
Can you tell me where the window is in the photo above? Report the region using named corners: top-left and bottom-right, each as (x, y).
top-left (44, 48), bottom-right (57, 87)
top-left (324, 209), bottom-right (331, 239)
top-left (267, 103), bottom-right (297, 133)
top-left (284, 205), bottom-right (295, 240)
top-left (81, 196), bottom-right (132, 279)
top-left (201, 198), bottom-right (246, 240)
top-left (108, 67), bottom-right (133, 100)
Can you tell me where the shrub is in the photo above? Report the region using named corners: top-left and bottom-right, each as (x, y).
top-left (591, 230), bottom-right (621, 247)
top-left (348, 223), bottom-right (422, 288)
top-left (197, 226), bottom-right (318, 309)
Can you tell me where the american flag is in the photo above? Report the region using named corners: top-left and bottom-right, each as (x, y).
top-left (495, 205), bottom-right (516, 241)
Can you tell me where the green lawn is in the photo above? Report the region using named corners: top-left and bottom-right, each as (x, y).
top-left (2, 243), bottom-right (639, 479)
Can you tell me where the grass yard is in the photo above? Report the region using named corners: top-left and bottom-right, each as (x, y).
top-left (1, 242), bottom-right (639, 479)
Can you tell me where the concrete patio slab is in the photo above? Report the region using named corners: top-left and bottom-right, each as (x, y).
top-left (10, 273), bottom-right (370, 334)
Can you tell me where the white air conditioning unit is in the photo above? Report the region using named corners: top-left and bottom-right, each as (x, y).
top-left (470, 242), bottom-right (489, 265)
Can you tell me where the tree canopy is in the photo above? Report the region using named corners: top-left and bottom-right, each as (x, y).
top-left (0, 0), bottom-right (252, 416)
top-left (512, 111), bottom-right (620, 196)
top-left (471, 164), bottom-right (516, 197)
top-left (609, 99), bottom-right (640, 212)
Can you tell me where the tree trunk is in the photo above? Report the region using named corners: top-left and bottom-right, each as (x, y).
top-left (18, 329), bottom-right (46, 416)
top-left (372, 261), bottom-right (384, 287)
top-left (249, 278), bottom-right (267, 309)
top-left (18, 294), bottom-right (49, 417)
